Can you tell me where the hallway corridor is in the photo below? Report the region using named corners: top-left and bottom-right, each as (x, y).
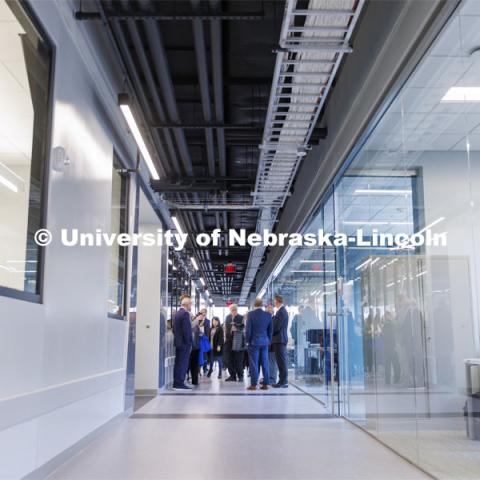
top-left (48, 378), bottom-right (428, 480)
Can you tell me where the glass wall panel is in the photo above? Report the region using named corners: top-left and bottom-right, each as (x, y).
top-left (0, 0), bottom-right (52, 296)
top-left (263, 0), bottom-right (480, 476)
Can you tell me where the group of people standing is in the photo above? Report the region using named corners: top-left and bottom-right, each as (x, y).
top-left (172, 294), bottom-right (289, 391)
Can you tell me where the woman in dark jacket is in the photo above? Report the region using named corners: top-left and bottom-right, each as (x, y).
top-left (189, 312), bottom-right (207, 386)
top-left (208, 317), bottom-right (224, 379)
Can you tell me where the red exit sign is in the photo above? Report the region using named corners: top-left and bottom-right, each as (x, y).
top-left (224, 263), bottom-right (236, 273)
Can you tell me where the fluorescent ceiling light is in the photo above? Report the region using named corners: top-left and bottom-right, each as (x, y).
top-left (191, 257), bottom-right (199, 271)
top-left (290, 270), bottom-right (336, 273)
top-left (168, 259), bottom-right (173, 265)
top-left (441, 87), bottom-right (480, 103)
top-left (0, 161), bottom-right (24, 183)
top-left (185, 280), bottom-right (188, 286)
top-left (343, 221), bottom-right (413, 225)
top-left (205, 289), bottom-right (209, 296)
top-left (118, 96), bottom-right (159, 180)
top-left (300, 260), bottom-right (335, 263)
top-left (171, 216), bottom-right (185, 236)
top-left (0, 174), bottom-right (18, 193)
top-left (391, 216), bottom-right (445, 250)
top-left (355, 258), bottom-right (372, 271)
top-left (354, 189), bottom-right (411, 195)
top-left (200, 278), bottom-right (205, 286)
top-left (6, 260), bottom-right (37, 263)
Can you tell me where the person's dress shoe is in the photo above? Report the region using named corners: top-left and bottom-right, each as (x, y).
top-left (173, 384), bottom-right (191, 390)
top-left (247, 385), bottom-right (257, 391)
top-left (225, 377), bottom-right (236, 382)
top-left (260, 384), bottom-right (268, 390)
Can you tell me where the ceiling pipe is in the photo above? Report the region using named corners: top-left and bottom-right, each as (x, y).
top-left (210, 0), bottom-right (229, 258)
top-left (105, 7), bottom-right (177, 177)
top-left (139, 1), bottom-right (217, 289)
top-left (191, 0), bottom-right (216, 177)
top-left (142, 14), bottom-right (194, 177)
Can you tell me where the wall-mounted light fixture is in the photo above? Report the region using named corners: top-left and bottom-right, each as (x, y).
top-left (118, 93), bottom-right (159, 180)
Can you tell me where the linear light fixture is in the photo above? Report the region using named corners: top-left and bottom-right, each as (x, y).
top-left (441, 87), bottom-right (480, 103)
top-left (0, 174), bottom-right (18, 193)
top-left (171, 216), bottom-right (185, 236)
top-left (343, 221), bottom-right (413, 226)
top-left (300, 260), bottom-right (335, 263)
top-left (168, 259), bottom-right (173, 265)
top-left (191, 256), bottom-right (199, 271)
top-left (355, 258), bottom-right (372, 271)
top-left (290, 269), bottom-right (336, 273)
top-left (354, 189), bottom-right (411, 195)
top-left (6, 260), bottom-right (37, 263)
top-left (200, 277), bottom-right (205, 286)
top-left (118, 93), bottom-right (159, 180)
top-left (205, 289), bottom-right (209, 296)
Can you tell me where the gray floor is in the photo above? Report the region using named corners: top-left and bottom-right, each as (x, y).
top-left (48, 374), bottom-right (429, 480)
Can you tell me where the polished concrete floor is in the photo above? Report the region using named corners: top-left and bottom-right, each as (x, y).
top-left (48, 373), bottom-right (429, 480)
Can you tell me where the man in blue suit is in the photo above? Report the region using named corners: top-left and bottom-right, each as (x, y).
top-left (246, 297), bottom-right (272, 391)
top-left (172, 294), bottom-right (193, 390)
top-left (272, 294), bottom-right (289, 388)
top-left (200, 308), bottom-right (211, 374)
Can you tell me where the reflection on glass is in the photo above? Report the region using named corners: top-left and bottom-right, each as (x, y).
top-left (107, 158), bottom-right (128, 316)
top-left (263, 0), bottom-right (480, 476)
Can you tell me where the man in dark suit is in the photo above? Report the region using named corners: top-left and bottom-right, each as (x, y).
top-left (246, 297), bottom-right (272, 391)
top-left (172, 294), bottom-right (193, 390)
top-left (224, 304), bottom-right (244, 381)
top-left (272, 294), bottom-right (289, 388)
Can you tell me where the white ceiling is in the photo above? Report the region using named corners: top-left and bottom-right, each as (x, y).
top-left (362, 0), bottom-right (480, 156)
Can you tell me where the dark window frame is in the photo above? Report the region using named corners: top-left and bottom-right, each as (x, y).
top-left (0, 0), bottom-right (55, 304)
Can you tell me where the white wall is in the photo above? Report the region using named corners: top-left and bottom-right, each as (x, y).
top-left (134, 193), bottom-right (162, 391)
top-left (0, 1), bottom-right (141, 477)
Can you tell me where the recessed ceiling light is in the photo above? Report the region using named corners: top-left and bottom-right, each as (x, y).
top-left (441, 87), bottom-right (480, 103)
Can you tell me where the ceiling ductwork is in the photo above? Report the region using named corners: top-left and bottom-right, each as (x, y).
top-left (239, 0), bottom-right (365, 305)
